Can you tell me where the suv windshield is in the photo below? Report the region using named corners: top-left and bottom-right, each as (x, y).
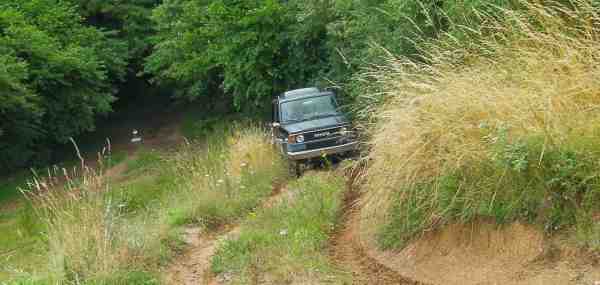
top-left (280, 94), bottom-right (339, 123)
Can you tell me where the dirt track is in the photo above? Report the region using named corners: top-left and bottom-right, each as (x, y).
top-left (164, 185), bottom-right (285, 285)
top-left (164, 225), bottom-right (241, 285)
top-left (329, 185), bottom-right (426, 285)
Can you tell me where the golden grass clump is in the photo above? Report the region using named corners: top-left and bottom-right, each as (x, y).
top-left (361, 0), bottom-right (600, 246)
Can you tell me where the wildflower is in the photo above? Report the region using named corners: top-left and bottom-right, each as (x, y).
top-left (217, 179), bottom-right (224, 184)
top-left (279, 229), bottom-right (288, 236)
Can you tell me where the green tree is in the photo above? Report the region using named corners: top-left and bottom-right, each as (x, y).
top-left (0, 0), bottom-right (128, 171)
top-left (146, 0), bottom-right (330, 110)
top-left (68, 0), bottom-right (159, 68)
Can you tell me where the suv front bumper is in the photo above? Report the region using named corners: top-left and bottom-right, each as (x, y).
top-left (287, 141), bottom-right (358, 160)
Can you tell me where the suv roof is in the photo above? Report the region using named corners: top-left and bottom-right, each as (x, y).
top-left (280, 87), bottom-right (320, 99)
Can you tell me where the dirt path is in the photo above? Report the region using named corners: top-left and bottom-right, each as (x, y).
top-left (331, 182), bottom-right (600, 285)
top-left (164, 225), bottom-right (241, 285)
top-left (330, 187), bottom-right (426, 285)
top-left (164, 185), bottom-right (285, 285)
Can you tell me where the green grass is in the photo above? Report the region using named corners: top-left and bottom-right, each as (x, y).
top-left (125, 150), bottom-right (163, 175)
top-left (0, 149), bottom-right (128, 210)
top-left (0, 206), bottom-right (46, 282)
top-left (0, 172), bottom-right (30, 206)
top-left (180, 111), bottom-right (249, 142)
top-left (211, 173), bottom-right (349, 284)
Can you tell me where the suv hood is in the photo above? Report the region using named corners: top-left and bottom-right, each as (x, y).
top-left (282, 115), bottom-right (349, 134)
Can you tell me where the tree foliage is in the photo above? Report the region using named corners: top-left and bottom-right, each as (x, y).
top-left (323, 0), bottom-right (517, 101)
top-left (68, 0), bottom-right (158, 67)
top-left (146, 0), bottom-right (517, 110)
top-left (0, 0), bottom-right (522, 172)
top-left (0, 0), bottom-right (128, 171)
top-left (146, 0), bottom-right (330, 110)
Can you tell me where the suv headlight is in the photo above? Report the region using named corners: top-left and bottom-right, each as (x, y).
top-left (296, 134), bottom-right (305, 143)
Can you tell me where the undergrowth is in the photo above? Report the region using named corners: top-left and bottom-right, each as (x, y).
top-left (211, 172), bottom-right (348, 284)
top-left (362, 0), bottom-right (600, 250)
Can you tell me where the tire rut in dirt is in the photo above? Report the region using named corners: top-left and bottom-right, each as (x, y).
top-left (330, 183), bottom-right (427, 285)
top-left (165, 183), bottom-right (286, 285)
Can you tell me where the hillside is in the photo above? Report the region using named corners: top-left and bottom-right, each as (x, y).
top-left (3, 0), bottom-right (600, 284)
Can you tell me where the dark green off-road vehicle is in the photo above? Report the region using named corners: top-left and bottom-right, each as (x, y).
top-left (271, 87), bottom-right (358, 174)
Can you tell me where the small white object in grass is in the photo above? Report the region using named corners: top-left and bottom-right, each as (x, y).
top-left (217, 179), bottom-right (224, 184)
top-left (279, 229), bottom-right (288, 236)
top-left (131, 129), bottom-right (142, 143)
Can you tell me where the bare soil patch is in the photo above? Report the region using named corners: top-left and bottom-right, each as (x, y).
top-left (367, 220), bottom-right (600, 285)
top-left (164, 225), bottom-right (241, 285)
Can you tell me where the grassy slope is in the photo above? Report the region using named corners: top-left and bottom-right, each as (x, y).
top-left (2, 120), bottom-right (287, 284)
top-left (0, 102), bottom-right (201, 282)
top-left (362, 0), bottom-right (600, 250)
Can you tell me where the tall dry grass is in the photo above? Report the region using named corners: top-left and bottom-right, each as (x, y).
top-left (361, 0), bottom-right (600, 248)
top-left (164, 124), bottom-right (287, 228)
top-left (24, 147), bottom-right (165, 283)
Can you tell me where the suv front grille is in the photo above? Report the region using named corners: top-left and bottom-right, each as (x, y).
top-left (305, 138), bottom-right (340, 150)
top-left (303, 127), bottom-right (343, 142)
